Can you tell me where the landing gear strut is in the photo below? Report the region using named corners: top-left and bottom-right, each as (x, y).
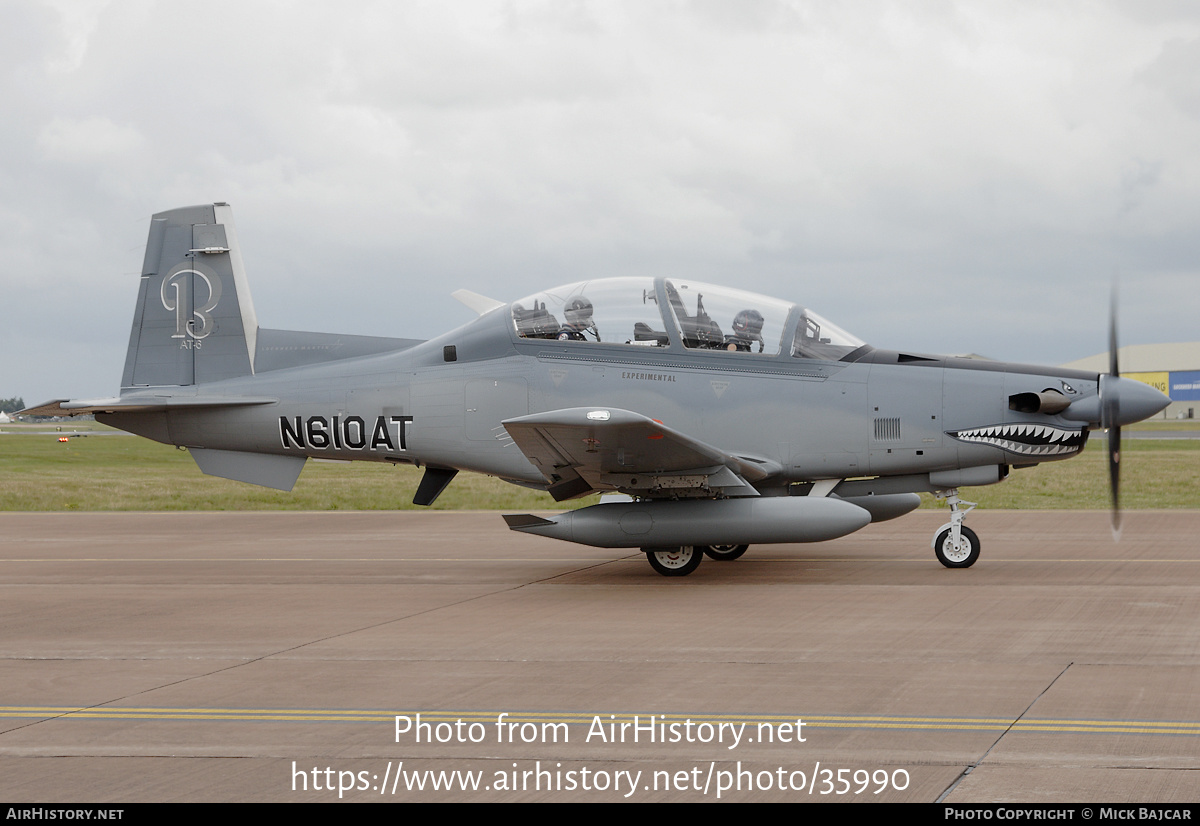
top-left (931, 489), bottom-right (980, 568)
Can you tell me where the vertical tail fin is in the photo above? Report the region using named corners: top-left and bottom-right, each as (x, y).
top-left (121, 203), bottom-right (259, 389)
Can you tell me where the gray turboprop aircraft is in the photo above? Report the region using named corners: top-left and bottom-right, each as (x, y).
top-left (25, 203), bottom-right (1169, 576)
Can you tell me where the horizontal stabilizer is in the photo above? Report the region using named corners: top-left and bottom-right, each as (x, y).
top-left (20, 396), bottom-right (278, 418)
top-left (189, 448), bottom-right (307, 491)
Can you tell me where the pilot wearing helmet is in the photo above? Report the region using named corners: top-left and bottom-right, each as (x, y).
top-left (725, 309), bottom-right (764, 352)
top-left (557, 297), bottom-right (599, 341)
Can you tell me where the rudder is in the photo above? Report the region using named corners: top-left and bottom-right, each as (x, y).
top-left (121, 203), bottom-right (259, 388)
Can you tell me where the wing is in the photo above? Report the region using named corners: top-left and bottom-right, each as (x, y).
top-left (502, 407), bottom-right (781, 501)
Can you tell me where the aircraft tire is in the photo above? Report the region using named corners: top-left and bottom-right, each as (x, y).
top-left (644, 546), bottom-right (704, 577)
top-left (703, 544), bottom-right (749, 561)
top-left (934, 526), bottom-right (980, 568)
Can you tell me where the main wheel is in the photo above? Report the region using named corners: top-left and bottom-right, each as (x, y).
top-left (644, 546), bottom-right (704, 577)
top-left (703, 544), bottom-right (748, 561)
top-left (934, 525), bottom-right (980, 568)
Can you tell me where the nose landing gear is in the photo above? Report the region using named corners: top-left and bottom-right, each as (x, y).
top-left (931, 489), bottom-right (980, 568)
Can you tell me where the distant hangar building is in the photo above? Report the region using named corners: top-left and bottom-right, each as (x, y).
top-left (1061, 342), bottom-right (1200, 420)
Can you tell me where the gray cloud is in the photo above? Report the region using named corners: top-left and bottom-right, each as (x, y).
top-left (4, 1), bottom-right (1199, 405)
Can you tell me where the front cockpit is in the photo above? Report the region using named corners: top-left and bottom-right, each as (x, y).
top-left (509, 277), bottom-right (866, 361)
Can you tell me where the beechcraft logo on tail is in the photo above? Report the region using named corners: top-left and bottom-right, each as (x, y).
top-left (161, 263), bottom-right (222, 341)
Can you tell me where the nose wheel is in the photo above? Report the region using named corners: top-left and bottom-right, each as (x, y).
top-left (931, 489), bottom-right (980, 568)
top-left (934, 525), bottom-right (980, 568)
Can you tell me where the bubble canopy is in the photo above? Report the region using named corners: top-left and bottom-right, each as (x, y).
top-left (509, 277), bottom-right (866, 360)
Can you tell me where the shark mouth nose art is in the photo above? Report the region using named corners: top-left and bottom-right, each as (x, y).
top-left (946, 424), bottom-right (1088, 457)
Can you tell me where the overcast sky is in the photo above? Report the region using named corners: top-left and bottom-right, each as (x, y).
top-left (3, 0), bottom-right (1198, 406)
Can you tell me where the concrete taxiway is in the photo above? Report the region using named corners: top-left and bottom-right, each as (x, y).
top-left (1, 510), bottom-right (1198, 802)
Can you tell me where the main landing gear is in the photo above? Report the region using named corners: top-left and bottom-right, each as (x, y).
top-left (703, 543), bottom-right (749, 561)
top-left (642, 544), bottom-right (751, 576)
top-left (931, 489), bottom-right (980, 568)
top-left (644, 545), bottom-right (704, 576)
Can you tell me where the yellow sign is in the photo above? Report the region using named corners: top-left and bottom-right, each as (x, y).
top-left (1125, 371), bottom-right (1169, 394)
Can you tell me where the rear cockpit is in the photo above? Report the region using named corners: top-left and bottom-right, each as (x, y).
top-left (511, 278), bottom-right (666, 346)
top-left (509, 277), bottom-right (866, 360)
